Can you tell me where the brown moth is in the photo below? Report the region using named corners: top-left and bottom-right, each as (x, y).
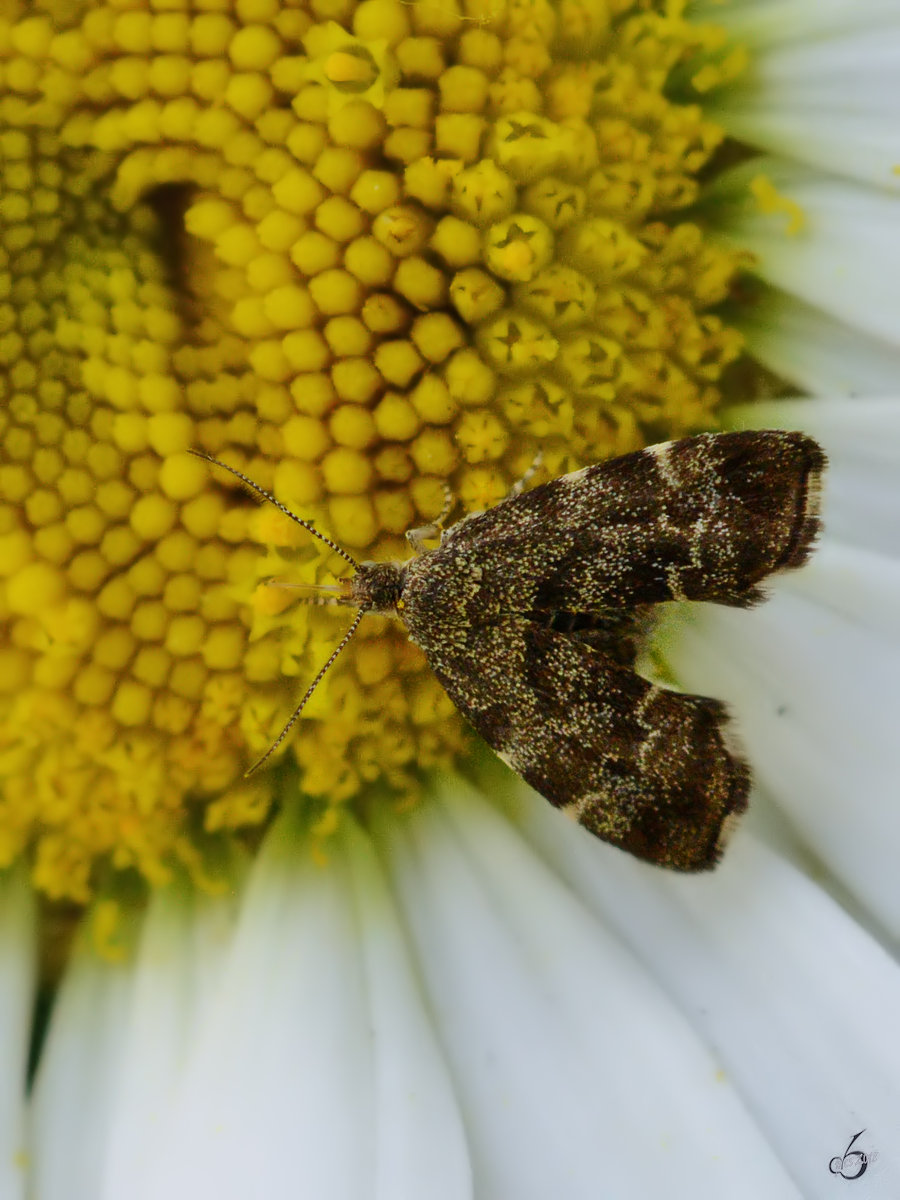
top-left (192, 429), bottom-right (825, 871)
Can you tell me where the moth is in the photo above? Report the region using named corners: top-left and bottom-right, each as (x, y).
top-left (192, 429), bottom-right (825, 871)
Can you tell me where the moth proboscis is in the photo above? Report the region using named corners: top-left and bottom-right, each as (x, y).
top-left (191, 430), bottom-right (825, 872)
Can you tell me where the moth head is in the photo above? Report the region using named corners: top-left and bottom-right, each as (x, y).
top-left (350, 561), bottom-right (405, 614)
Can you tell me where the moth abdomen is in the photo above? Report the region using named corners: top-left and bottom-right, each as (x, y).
top-left (527, 608), bottom-right (649, 666)
top-left (532, 610), bottom-right (609, 635)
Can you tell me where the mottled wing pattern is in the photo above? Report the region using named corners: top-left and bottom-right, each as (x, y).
top-left (422, 618), bottom-right (747, 871)
top-left (397, 429), bottom-right (824, 869)
top-left (440, 430), bottom-right (825, 613)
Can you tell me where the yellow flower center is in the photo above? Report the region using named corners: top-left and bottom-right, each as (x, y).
top-left (0, 0), bottom-right (745, 902)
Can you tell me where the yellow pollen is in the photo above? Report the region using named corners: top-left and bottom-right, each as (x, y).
top-left (325, 50), bottom-right (378, 89)
top-left (1, 0), bottom-right (746, 904)
top-left (750, 175), bottom-right (808, 237)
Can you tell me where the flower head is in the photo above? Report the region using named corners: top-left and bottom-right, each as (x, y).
top-left (2, 0), bottom-right (747, 899)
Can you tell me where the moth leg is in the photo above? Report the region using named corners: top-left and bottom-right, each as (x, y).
top-left (504, 449), bottom-right (543, 501)
top-left (426, 453), bottom-right (544, 549)
top-left (406, 479), bottom-right (455, 553)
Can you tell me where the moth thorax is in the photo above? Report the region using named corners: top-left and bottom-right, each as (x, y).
top-left (351, 561), bottom-right (405, 613)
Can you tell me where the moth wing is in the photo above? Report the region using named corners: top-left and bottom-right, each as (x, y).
top-left (423, 618), bottom-right (747, 871)
top-left (440, 430), bottom-right (825, 611)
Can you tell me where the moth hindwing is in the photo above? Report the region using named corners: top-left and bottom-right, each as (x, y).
top-left (194, 429), bottom-right (826, 872)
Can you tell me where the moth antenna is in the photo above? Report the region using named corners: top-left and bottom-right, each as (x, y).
top-left (189, 449), bottom-right (360, 570)
top-left (244, 609), bottom-right (366, 776)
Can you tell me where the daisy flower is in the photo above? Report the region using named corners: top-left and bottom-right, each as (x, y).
top-left (1, 0), bottom-right (899, 1195)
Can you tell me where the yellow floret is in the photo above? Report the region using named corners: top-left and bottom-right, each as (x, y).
top-left (328, 100), bottom-right (386, 151)
top-left (283, 414), bottom-right (331, 461)
top-left (374, 339), bottom-right (423, 387)
top-left (411, 312), bottom-right (464, 363)
top-left (7, 561), bottom-right (67, 614)
top-left (101, 528), bottom-right (141, 568)
top-left (228, 25), bottom-right (282, 72)
top-left (201, 625), bottom-right (245, 671)
top-left (314, 195), bottom-right (365, 242)
top-left (344, 236), bottom-right (394, 286)
top-left (323, 315), bottom-right (372, 357)
top-left (94, 627), bottom-right (136, 671)
top-left (281, 329), bottom-right (331, 372)
top-left (164, 615), bottom-right (205, 657)
top-left (430, 216), bottom-right (482, 268)
top-left (409, 427), bottom-right (457, 476)
top-left (393, 256), bottom-right (447, 308)
top-left (308, 268), bottom-right (363, 315)
top-left (321, 446), bottom-right (374, 494)
top-left (263, 285), bottom-right (316, 329)
top-left (157, 454), bottom-right (207, 501)
top-left (112, 679), bottom-right (153, 725)
top-left (226, 72), bottom-right (274, 120)
top-left (330, 405), bottom-right (377, 450)
top-left (157, 533), bottom-right (198, 573)
top-left (331, 357), bottom-right (381, 404)
top-left (97, 577), bottom-right (136, 621)
top-left (75, 663), bottom-right (116, 707)
top-left (11, 15), bottom-right (54, 59)
top-left (328, 495), bottom-right (377, 548)
top-left (130, 493), bottom-right (178, 540)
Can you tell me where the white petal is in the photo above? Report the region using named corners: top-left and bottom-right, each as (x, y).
top-left (690, 0), bottom-right (900, 43)
top-left (710, 159), bottom-right (900, 349)
top-left (735, 395), bottom-right (900, 447)
top-left (738, 289), bottom-right (900, 397)
top-left (29, 927), bottom-right (137, 1200)
top-left (0, 869), bottom-right (35, 1200)
top-left (696, 1), bottom-right (900, 189)
top-left (135, 814), bottom-right (469, 1200)
top-left (30, 890), bottom-right (239, 1200)
top-left (99, 887), bottom-right (238, 1198)
top-left (342, 820), bottom-right (472, 1200)
top-left (515, 791), bottom-right (900, 1195)
top-left (375, 782), bottom-right (800, 1200)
